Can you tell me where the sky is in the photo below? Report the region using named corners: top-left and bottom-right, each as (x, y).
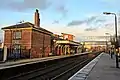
top-left (0, 0), bottom-right (120, 41)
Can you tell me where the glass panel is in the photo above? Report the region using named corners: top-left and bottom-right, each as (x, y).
top-left (13, 31), bottom-right (21, 39)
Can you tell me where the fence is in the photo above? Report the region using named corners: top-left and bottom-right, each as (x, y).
top-left (0, 48), bottom-right (3, 61)
top-left (7, 48), bottom-right (31, 60)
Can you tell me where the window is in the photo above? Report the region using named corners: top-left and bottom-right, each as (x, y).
top-left (13, 31), bottom-right (22, 39)
top-left (13, 44), bottom-right (21, 56)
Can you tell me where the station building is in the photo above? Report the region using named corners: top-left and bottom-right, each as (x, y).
top-left (2, 9), bottom-right (53, 59)
top-left (52, 33), bottom-right (82, 55)
top-left (2, 9), bottom-right (82, 60)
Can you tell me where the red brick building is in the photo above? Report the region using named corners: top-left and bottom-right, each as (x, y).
top-left (52, 33), bottom-right (82, 55)
top-left (2, 9), bottom-right (53, 59)
top-left (61, 33), bottom-right (75, 41)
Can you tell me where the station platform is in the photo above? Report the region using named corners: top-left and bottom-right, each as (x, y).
top-left (0, 52), bottom-right (87, 70)
top-left (69, 52), bottom-right (120, 80)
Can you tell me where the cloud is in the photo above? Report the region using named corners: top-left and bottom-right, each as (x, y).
top-left (43, 13), bottom-right (116, 41)
top-left (84, 27), bottom-right (97, 31)
top-left (38, 22), bottom-right (116, 41)
top-left (0, 0), bottom-right (69, 26)
top-left (52, 20), bottom-right (59, 24)
top-left (52, 0), bottom-right (68, 23)
top-left (95, 19), bottom-right (106, 23)
top-left (67, 20), bottom-right (85, 26)
top-left (5, 0), bottom-right (52, 11)
top-left (55, 3), bottom-right (68, 17)
top-left (0, 0), bottom-right (68, 23)
top-left (0, 0), bottom-right (66, 11)
top-left (0, 0), bottom-right (68, 13)
top-left (86, 16), bottom-right (97, 24)
top-left (67, 16), bottom-right (106, 26)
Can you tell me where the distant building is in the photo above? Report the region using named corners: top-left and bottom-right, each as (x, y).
top-left (81, 41), bottom-right (107, 52)
top-left (61, 33), bottom-right (75, 41)
top-left (2, 9), bottom-right (53, 59)
top-left (52, 33), bottom-right (82, 55)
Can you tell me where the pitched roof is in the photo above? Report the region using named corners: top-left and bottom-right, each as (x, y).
top-left (1, 22), bottom-right (33, 29)
top-left (61, 33), bottom-right (75, 36)
top-left (1, 22), bottom-right (53, 34)
top-left (34, 27), bottom-right (53, 34)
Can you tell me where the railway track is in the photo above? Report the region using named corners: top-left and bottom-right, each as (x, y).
top-left (4, 52), bottom-right (101, 80)
top-left (51, 59), bottom-right (91, 80)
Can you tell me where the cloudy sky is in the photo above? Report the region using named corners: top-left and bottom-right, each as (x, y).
top-left (0, 0), bottom-right (120, 41)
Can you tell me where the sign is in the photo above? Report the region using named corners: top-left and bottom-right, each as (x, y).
top-left (13, 40), bottom-right (20, 44)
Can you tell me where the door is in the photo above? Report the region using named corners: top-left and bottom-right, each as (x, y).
top-left (13, 44), bottom-right (21, 59)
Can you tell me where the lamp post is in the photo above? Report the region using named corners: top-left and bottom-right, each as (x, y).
top-left (105, 33), bottom-right (113, 58)
top-left (105, 33), bottom-right (112, 38)
top-left (103, 12), bottom-right (119, 68)
top-left (105, 33), bottom-right (112, 46)
top-left (105, 33), bottom-right (109, 53)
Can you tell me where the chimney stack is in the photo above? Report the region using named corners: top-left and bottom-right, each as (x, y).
top-left (34, 9), bottom-right (40, 28)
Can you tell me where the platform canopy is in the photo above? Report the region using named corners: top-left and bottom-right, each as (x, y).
top-left (56, 40), bottom-right (81, 46)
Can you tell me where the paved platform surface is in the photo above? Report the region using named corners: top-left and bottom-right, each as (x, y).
top-left (69, 52), bottom-right (103, 80)
top-left (0, 52), bottom-right (87, 70)
top-left (69, 53), bottom-right (120, 80)
top-left (86, 53), bottom-right (120, 80)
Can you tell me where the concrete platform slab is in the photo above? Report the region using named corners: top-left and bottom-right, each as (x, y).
top-left (69, 52), bottom-right (103, 80)
top-left (0, 53), bottom-right (87, 70)
top-left (86, 53), bottom-right (120, 80)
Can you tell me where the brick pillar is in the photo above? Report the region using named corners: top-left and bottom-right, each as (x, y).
top-left (68, 46), bottom-right (70, 54)
top-left (65, 46), bottom-right (67, 55)
top-left (57, 46), bottom-right (60, 55)
top-left (60, 46), bottom-right (63, 55)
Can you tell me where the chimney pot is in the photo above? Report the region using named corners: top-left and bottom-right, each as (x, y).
top-left (36, 9), bottom-right (38, 12)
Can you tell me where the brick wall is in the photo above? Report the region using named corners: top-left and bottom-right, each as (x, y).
top-left (20, 29), bottom-right (31, 58)
top-left (21, 29), bottom-right (31, 49)
top-left (3, 29), bottom-right (32, 58)
top-left (31, 30), bottom-right (43, 58)
top-left (4, 28), bottom-right (52, 58)
top-left (4, 30), bottom-right (12, 48)
top-left (4, 29), bottom-right (32, 49)
top-left (31, 30), bottom-right (51, 58)
top-left (44, 34), bottom-right (51, 57)
top-left (68, 35), bottom-right (74, 41)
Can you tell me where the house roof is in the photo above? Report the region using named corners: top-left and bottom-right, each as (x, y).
top-left (1, 22), bottom-right (33, 29)
top-left (56, 40), bottom-right (81, 46)
top-left (61, 33), bottom-right (75, 36)
top-left (1, 22), bottom-right (53, 34)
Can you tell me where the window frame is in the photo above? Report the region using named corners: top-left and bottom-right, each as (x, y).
top-left (13, 30), bottom-right (22, 40)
